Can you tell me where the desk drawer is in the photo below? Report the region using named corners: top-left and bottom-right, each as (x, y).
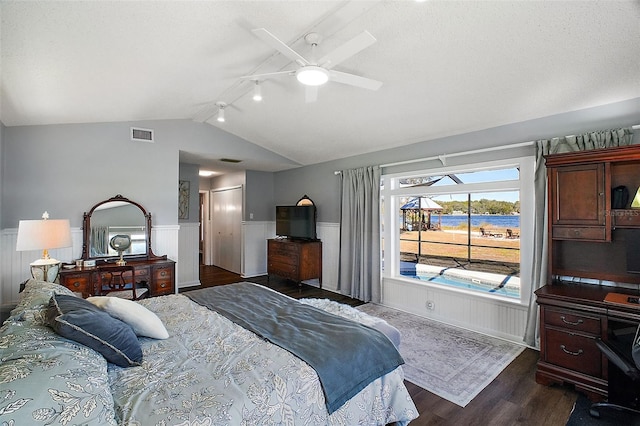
top-left (552, 226), bottom-right (606, 241)
top-left (612, 210), bottom-right (640, 228)
top-left (545, 328), bottom-right (601, 377)
top-left (545, 308), bottom-right (601, 335)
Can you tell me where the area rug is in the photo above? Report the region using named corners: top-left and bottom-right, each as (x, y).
top-left (356, 303), bottom-right (525, 407)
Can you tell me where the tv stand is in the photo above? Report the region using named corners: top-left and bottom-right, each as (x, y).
top-left (267, 239), bottom-right (322, 287)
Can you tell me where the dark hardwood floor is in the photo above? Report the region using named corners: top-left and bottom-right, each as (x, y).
top-left (184, 265), bottom-right (579, 425)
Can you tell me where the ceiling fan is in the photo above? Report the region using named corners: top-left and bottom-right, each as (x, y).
top-left (241, 28), bottom-right (383, 103)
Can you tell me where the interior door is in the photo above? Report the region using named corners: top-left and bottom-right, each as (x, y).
top-left (211, 187), bottom-right (242, 273)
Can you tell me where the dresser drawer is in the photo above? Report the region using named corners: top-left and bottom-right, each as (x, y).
top-left (61, 273), bottom-right (94, 297)
top-left (151, 265), bottom-right (174, 295)
top-left (268, 261), bottom-right (298, 278)
top-left (544, 328), bottom-right (602, 377)
top-left (552, 226), bottom-right (606, 241)
top-left (545, 308), bottom-right (601, 335)
top-left (269, 242), bottom-right (299, 256)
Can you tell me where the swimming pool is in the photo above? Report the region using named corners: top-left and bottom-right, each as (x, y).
top-left (399, 264), bottom-right (520, 299)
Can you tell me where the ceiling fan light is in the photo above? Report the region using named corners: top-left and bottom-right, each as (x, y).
top-left (296, 66), bottom-right (329, 86)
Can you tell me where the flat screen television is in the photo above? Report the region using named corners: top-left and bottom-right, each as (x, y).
top-left (276, 205), bottom-right (317, 240)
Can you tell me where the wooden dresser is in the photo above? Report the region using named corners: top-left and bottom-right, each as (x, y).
top-left (58, 258), bottom-right (175, 298)
top-left (267, 239), bottom-right (322, 287)
top-left (536, 144), bottom-right (640, 401)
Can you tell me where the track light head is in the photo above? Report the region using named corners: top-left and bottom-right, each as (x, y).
top-left (252, 81), bottom-right (263, 102)
top-left (215, 102), bottom-right (226, 123)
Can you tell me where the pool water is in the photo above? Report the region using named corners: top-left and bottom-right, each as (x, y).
top-left (400, 271), bottom-right (520, 299)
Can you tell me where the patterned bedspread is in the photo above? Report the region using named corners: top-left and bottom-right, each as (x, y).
top-left (109, 293), bottom-right (418, 425)
top-left (0, 280), bottom-right (417, 426)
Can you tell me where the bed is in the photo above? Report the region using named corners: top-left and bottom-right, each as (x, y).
top-left (0, 279), bottom-right (418, 425)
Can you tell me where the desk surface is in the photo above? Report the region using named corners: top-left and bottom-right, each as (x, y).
top-left (536, 282), bottom-right (640, 321)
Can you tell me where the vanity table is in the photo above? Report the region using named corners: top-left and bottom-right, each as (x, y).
top-left (59, 258), bottom-right (174, 298)
top-left (58, 195), bottom-right (175, 298)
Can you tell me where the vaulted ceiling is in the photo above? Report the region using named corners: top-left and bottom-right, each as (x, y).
top-left (2, 1), bottom-right (639, 172)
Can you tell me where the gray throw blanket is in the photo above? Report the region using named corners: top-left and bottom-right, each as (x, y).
top-left (185, 282), bottom-right (404, 414)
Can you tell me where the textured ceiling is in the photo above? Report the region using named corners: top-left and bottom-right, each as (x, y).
top-left (2, 1), bottom-right (639, 172)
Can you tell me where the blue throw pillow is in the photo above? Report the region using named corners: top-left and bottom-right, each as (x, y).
top-left (46, 294), bottom-right (142, 367)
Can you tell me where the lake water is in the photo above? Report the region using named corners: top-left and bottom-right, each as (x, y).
top-left (402, 214), bottom-right (520, 229)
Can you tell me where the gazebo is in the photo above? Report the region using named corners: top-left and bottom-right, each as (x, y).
top-left (400, 197), bottom-right (443, 231)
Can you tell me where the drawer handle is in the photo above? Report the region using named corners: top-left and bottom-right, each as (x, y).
top-left (560, 316), bottom-right (583, 326)
top-left (160, 283), bottom-right (166, 288)
top-left (560, 345), bottom-right (583, 356)
top-left (73, 281), bottom-right (80, 288)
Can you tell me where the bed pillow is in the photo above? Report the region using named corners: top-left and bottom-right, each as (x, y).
top-left (87, 296), bottom-right (169, 339)
top-left (45, 294), bottom-right (142, 367)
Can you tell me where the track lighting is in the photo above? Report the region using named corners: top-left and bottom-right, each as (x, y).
top-left (216, 102), bottom-right (226, 123)
top-left (252, 81), bottom-right (262, 102)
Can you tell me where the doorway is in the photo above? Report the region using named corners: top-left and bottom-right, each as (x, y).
top-left (211, 186), bottom-right (242, 274)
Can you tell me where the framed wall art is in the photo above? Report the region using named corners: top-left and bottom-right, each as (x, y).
top-left (179, 180), bottom-right (190, 219)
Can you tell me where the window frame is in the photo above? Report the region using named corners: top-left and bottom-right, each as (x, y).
top-left (381, 156), bottom-right (535, 306)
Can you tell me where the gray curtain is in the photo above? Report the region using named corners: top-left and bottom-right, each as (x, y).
top-left (523, 128), bottom-right (634, 347)
top-left (338, 166), bottom-right (381, 302)
top-left (91, 226), bottom-right (109, 256)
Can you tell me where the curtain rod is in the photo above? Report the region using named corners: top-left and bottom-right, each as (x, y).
top-left (377, 124), bottom-right (640, 170)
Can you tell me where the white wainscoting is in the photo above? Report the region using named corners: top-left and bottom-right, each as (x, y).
top-left (381, 277), bottom-right (529, 345)
top-left (1, 226), bottom-right (180, 305)
top-left (241, 221), bottom-right (273, 278)
top-left (177, 223), bottom-right (200, 289)
top-left (241, 221), bottom-right (340, 292)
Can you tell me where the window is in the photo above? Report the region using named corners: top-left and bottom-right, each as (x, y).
top-left (382, 157), bottom-right (534, 304)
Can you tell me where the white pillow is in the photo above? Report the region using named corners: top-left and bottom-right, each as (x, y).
top-left (86, 296), bottom-right (169, 339)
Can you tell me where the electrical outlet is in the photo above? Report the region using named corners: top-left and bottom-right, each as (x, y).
top-left (426, 300), bottom-right (435, 310)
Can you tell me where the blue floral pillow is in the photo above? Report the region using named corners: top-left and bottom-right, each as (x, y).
top-left (46, 294), bottom-right (142, 367)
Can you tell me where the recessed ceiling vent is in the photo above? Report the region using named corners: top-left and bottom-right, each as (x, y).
top-left (131, 127), bottom-right (154, 143)
top-left (220, 158), bottom-right (242, 163)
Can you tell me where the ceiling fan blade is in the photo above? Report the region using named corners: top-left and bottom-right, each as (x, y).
top-left (305, 86), bottom-right (318, 103)
top-left (252, 28), bottom-right (310, 66)
top-left (330, 70), bottom-right (383, 91)
top-left (318, 31), bottom-right (377, 69)
top-left (240, 70), bottom-right (295, 81)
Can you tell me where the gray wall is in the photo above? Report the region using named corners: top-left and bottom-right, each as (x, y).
top-left (1, 119), bottom-right (294, 229)
top-left (245, 170), bottom-right (274, 221)
top-left (274, 98), bottom-right (640, 223)
top-left (2, 98), bottom-right (638, 229)
top-left (178, 162), bottom-right (200, 223)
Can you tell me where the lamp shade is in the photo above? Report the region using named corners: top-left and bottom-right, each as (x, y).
top-left (16, 219), bottom-right (72, 252)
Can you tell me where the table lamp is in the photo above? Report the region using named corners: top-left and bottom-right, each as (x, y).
top-left (16, 211), bottom-right (72, 282)
top-left (632, 187), bottom-right (640, 208)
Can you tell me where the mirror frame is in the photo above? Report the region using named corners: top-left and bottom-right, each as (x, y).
top-left (81, 194), bottom-right (164, 261)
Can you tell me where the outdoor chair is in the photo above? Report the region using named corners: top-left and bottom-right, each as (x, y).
top-left (506, 229), bottom-right (519, 238)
